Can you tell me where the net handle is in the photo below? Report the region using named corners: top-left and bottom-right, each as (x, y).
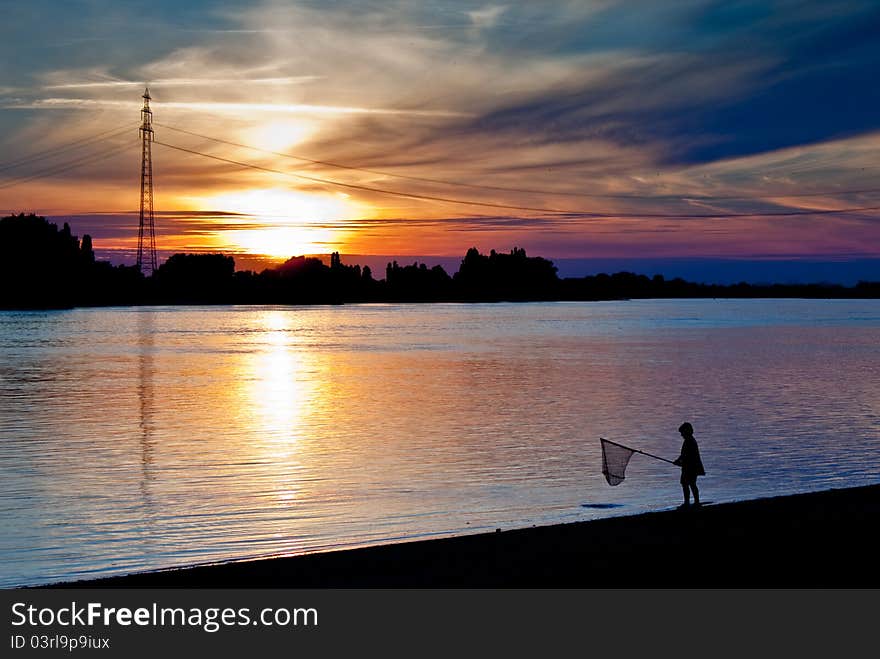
top-left (600, 437), bottom-right (676, 465)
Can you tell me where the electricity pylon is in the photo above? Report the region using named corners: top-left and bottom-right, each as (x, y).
top-left (137, 87), bottom-right (157, 275)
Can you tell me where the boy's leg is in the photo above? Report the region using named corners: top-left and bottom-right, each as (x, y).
top-left (681, 485), bottom-right (690, 505)
top-left (690, 482), bottom-right (700, 505)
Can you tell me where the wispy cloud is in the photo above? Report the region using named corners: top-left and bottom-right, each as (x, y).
top-left (4, 97), bottom-right (471, 118)
top-left (42, 76), bottom-right (320, 90)
top-left (1, 0), bottom-right (879, 262)
top-left (467, 4), bottom-right (508, 31)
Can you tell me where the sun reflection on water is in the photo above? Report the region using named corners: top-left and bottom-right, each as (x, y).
top-left (240, 310), bottom-right (319, 507)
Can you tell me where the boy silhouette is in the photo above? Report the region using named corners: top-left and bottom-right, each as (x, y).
top-left (673, 422), bottom-right (705, 507)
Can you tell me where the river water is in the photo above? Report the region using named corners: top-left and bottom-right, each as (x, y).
top-left (1, 299), bottom-right (878, 586)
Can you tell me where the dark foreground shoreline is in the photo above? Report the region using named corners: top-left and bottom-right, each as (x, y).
top-left (49, 484), bottom-right (880, 588)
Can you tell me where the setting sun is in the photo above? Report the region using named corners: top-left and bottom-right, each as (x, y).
top-left (205, 188), bottom-right (359, 221)
top-left (227, 226), bottom-right (337, 257)
top-left (182, 188), bottom-right (364, 257)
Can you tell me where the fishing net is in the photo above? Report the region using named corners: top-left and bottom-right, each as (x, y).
top-left (601, 438), bottom-right (636, 486)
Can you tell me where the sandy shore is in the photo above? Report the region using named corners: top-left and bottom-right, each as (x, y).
top-left (52, 484), bottom-right (880, 588)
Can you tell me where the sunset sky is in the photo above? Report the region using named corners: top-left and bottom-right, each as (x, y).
top-left (1, 1), bottom-right (879, 279)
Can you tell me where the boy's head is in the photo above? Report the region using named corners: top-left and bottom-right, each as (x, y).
top-left (678, 422), bottom-right (694, 437)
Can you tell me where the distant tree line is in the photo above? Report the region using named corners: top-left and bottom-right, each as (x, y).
top-left (1, 213), bottom-right (878, 309)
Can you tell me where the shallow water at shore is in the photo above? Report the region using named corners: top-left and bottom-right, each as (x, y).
top-left (1, 299), bottom-right (879, 586)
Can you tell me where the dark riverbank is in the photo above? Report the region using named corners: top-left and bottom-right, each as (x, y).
top-left (51, 484), bottom-right (880, 588)
top-left (4, 214), bottom-right (879, 309)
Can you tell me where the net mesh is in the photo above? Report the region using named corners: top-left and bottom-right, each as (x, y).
top-left (601, 438), bottom-right (635, 486)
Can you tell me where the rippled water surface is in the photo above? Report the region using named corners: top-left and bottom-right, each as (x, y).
top-left (1, 300), bottom-right (879, 586)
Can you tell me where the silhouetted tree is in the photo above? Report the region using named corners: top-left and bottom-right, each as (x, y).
top-left (1, 214), bottom-right (83, 308)
top-left (80, 234), bottom-right (95, 264)
top-left (154, 253), bottom-right (235, 303)
top-left (454, 246), bottom-right (559, 300)
top-left (385, 260), bottom-right (453, 301)
top-left (2, 214), bottom-right (878, 307)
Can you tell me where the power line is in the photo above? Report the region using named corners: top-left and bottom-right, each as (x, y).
top-left (155, 122), bottom-right (880, 202)
top-left (0, 140), bottom-right (135, 191)
top-left (153, 139), bottom-right (583, 214)
top-left (157, 122), bottom-right (621, 198)
top-left (153, 138), bottom-right (880, 219)
top-left (0, 144), bottom-right (130, 191)
top-left (0, 123), bottom-right (138, 174)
